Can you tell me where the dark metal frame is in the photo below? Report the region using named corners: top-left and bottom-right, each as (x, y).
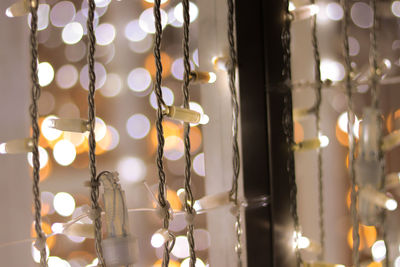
top-left (236, 1), bottom-right (297, 266)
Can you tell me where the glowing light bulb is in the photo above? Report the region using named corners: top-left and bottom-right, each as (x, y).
top-left (385, 199), bottom-right (397, 211)
top-left (290, 4), bottom-right (319, 21)
top-left (297, 236), bottom-right (311, 249)
top-left (193, 191), bottom-right (231, 212)
top-left (5, 0), bottom-right (30, 17)
top-left (0, 138), bottom-right (33, 154)
top-left (151, 228), bottom-right (169, 248)
top-left (190, 71), bottom-right (217, 84)
top-left (164, 106), bottom-right (209, 125)
top-left (211, 56), bottom-right (228, 71)
top-left (319, 135), bottom-right (329, 147)
top-left (359, 186), bottom-right (397, 211)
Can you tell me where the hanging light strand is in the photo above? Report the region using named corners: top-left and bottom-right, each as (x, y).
top-left (153, 0), bottom-right (173, 266)
top-left (182, 0), bottom-right (196, 266)
top-left (29, 0), bottom-right (47, 266)
top-left (226, 0), bottom-right (243, 266)
top-left (86, 1), bottom-right (105, 265)
top-left (369, 0), bottom-right (388, 265)
top-left (341, 0), bottom-right (360, 266)
top-left (310, 0), bottom-right (325, 260)
top-left (283, 1), bottom-right (302, 266)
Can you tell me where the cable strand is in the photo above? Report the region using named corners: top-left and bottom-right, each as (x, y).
top-left (153, 1), bottom-right (172, 266)
top-left (29, 1), bottom-right (47, 265)
top-left (226, 0), bottom-right (243, 266)
top-left (341, 0), bottom-right (360, 265)
top-left (283, 1), bottom-right (301, 266)
top-left (310, 0), bottom-right (325, 260)
top-left (182, 1), bottom-right (196, 266)
top-left (86, 1), bottom-right (105, 265)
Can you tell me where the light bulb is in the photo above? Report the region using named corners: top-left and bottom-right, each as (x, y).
top-left (0, 138), bottom-right (33, 154)
top-left (211, 56), bottom-right (228, 71)
top-left (164, 106), bottom-right (209, 125)
top-left (297, 236), bottom-right (310, 249)
top-left (62, 223), bottom-right (94, 238)
top-left (49, 118), bottom-right (89, 133)
top-left (319, 135), bottom-right (330, 147)
top-left (190, 71), bottom-right (217, 84)
top-left (293, 136), bottom-right (329, 151)
top-left (290, 4), bottom-right (319, 21)
top-left (385, 172), bottom-right (400, 189)
top-left (193, 191), bottom-right (231, 212)
top-left (382, 129), bottom-right (400, 151)
top-left (292, 107), bottom-right (313, 120)
top-left (151, 228), bottom-right (169, 248)
top-left (385, 199), bottom-right (398, 211)
top-left (5, 0), bottom-right (30, 17)
top-left (359, 186), bottom-right (397, 211)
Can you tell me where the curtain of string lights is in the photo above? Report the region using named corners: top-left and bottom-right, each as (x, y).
top-left (2, 0), bottom-right (400, 266)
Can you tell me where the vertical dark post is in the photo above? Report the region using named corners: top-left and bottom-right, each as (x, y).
top-left (236, 0), bottom-right (297, 266)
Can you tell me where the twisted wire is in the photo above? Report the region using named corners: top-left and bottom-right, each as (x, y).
top-left (341, 0), bottom-right (360, 265)
top-left (368, 1), bottom-right (388, 265)
top-left (283, 1), bottom-right (301, 266)
top-left (153, 0), bottom-right (172, 265)
top-left (310, 0), bottom-right (325, 260)
top-left (29, 1), bottom-right (47, 265)
top-left (226, 0), bottom-right (242, 266)
top-left (86, 1), bottom-right (105, 265)
top-left (181, 0), bottom-right (196, 266)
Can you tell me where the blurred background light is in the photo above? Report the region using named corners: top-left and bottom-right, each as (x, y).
top-left (139, 8), bottom-right (168, 34)
top-left (38, 62), bottom-right (54, 87)
top-left (53, 192), bottom-right (76, 217)
top-left (53, 139), bottom-right (77, 166)
top-left (117, 157), bottom-right (147, 183)
top-left (50, 1), bottom-right (76, 27)
top-left (126, 114), bottom-right (151, 139)
top-left (56, 64), bottom-right (79, 89)
top-left (95, 23), bottom-right (116, 46)
top-left (125, 19), bottom-right (147, 42)
top-left (62, 22), bottom-right (84, 45)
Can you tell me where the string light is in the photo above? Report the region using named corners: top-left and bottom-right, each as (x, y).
top-left (289, 4), bottom-right (319, 21)
top-left (151, 228), bottom-right (171, 248)
top-left (359, 186), bottom-right (397, 212)
top-left (5, 0), bottom-right (31, 17)
top-left (292, 135), bottom-right (329, 151)
top-left (0, 138), bottom-right (33, 154)
top-left (163, 106), bottom-right (209, 125)
top-left (189, 71), bottom-right (217, 84)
